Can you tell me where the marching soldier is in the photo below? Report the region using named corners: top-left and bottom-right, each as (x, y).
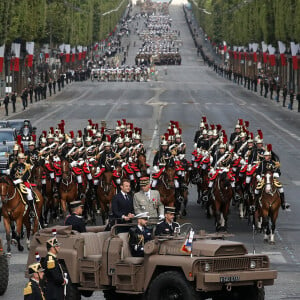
top-left (42, 234), bottom-right (67, 300)
top-left (155, 206), bottom-right (179, 236)
top-left (129, 212), bottom-right (152, 257)
top-left (64, 201), bottom-right (86, 232)
top-left (24, 262), bottom-right (45, 300)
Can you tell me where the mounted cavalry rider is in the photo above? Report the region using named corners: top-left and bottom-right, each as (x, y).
top-left (25, 141), bottom-right (39, 165)
top-left (254, 145), bottom-right (289, 210)
top-left (206, 141), bottom-right (234, 200)
top-left (196, 129), bottom-right (209, 150)
top-left (115, 137), bottom-right (129, 162)
top-left (10, 152), bottom-right (35, 216)
top-left (98, 139), bottom-right (117, 168)
top-left (9, 143), bottom-right (21, 167)
top-left (152, 140), bottom-right (171, 188)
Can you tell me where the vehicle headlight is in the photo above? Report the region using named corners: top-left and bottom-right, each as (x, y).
top-left (204, 263), bottom-right (210, 272)
top-left (250, 260), bottom-right (256, 269)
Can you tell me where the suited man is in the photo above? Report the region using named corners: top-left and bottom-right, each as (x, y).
top-left (111, 179), bottom-right (135, 223)
top-left (133, 177), bottom-right (164, 219)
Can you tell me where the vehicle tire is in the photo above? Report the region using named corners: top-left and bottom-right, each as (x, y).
top-left (0, 254), bottom-right (9, 295)
top-left (66, 282), bottom-right (81, 300)
top-left (146, 271), bottom-right (199, 300)
top-left (80, 290), bottom-right (93, 297)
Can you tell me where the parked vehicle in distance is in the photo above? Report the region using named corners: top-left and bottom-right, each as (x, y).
top-left (0, 128), bottom-right (17, 153)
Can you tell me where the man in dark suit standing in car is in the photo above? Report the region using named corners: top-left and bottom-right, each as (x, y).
top-left (111, 178), bottom-right (135, 224)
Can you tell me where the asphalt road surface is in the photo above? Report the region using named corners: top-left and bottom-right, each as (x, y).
top-left (1, 2), bottom-right (300, 300)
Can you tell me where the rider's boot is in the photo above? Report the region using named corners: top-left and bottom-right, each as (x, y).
top-left (280, 192), bottom-right (290, 210)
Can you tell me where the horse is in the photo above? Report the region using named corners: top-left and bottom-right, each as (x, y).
top-left (59, 159), bottom-right (78, 217)
top-left (156, 160), bottom-right (176, 209)
top-left (136, 152), bottom-right (148, 177)
top-left (177, 165), bottom-right (190, 217)
top-left (257, 170), bottom-right (281, 244)
top-left (97, 164), bottom-right (117, 224)
top-left (31, 162), bottom-right (59, 225)
top-left (0, 175), bottom-right (43, 254)
top-left (210, 170), bottom-right (233, 232)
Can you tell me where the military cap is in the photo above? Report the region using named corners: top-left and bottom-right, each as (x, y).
top-left (28, 262), bottom-right (44, 275)
top-left (135, 212), bottom-right (149, 219)
top-left (140, 177), bottom-right (150, 186)
top-left (165, 206), bottom-right (175, 214)
top-left (46, 236), bottom-right (61, 249)
top-left (28, 141), bottom-right (35, 146)
top-left (70, 200), bottom-right (83, 209)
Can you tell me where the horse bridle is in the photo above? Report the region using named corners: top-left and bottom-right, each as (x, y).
top-left (0, 179), bottom-right (17, 204)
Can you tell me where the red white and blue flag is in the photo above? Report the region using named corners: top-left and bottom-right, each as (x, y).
top-left (181, 229), bottom-right (194, 254)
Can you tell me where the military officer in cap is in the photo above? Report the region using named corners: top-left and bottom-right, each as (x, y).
top-left (42, 235), bottom-right (67, 300)
top-left (133, 177), bottom-right (164, 219)
top-left (24, 262), bottom-right (45, 300)
top-left (65, 201), bottom-right (86, 232)
top-left (129, 212), bottom-right (153, 257)
top-left (155, 206), bottom-right (179, 236)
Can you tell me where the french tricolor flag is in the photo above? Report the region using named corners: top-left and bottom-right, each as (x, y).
top-left (181, 229), bottom-right (194, 255)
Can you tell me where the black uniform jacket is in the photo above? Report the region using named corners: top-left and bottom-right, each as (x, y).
top-left (155, 220), bottom-right (179, 236)
top-left (65, 213), bottom-right (86, 232)
top-left (129, 225), bottom-right (152, 257)
top-left (24, 279), bottom-right (45, 300)
top-left (41, 253), bottom-right (65, 300)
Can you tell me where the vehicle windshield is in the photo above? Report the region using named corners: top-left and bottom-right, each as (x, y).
top-left (176, 223), bottom-right (193, 237)
top-left (7, 121), bottom-right (24, 131)
top-left (0, 122), bottom-right (7, 128)
top-left (0, 131), bottom-right (15, 142)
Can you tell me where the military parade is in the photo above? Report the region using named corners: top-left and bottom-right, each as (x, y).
top-left (0, 0), bottom-right (299, 299)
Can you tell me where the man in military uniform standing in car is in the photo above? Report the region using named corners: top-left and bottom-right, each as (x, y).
top-left (64, 200), bottom-right (86, 232)
top-left (155, 206), bottom-right (179, 235)
top-left (42, 234), bottom-right (67, 300)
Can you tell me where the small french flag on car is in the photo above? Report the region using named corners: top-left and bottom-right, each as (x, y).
top-left (181, 229), bottom-right (194, 255)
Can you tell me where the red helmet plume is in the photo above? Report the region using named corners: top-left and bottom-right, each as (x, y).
top-left (216, 124), bottom-right (222, 131)
top-left (69, 131), bottom-right (74, 138)
top-left (202, 116), bottom-right (207, 123)
top-left (32, 134), bottom-right (36, 142)
top-left (78, 130), bottom-right (82, 137)
top-left (257, 129), bottom-right (263, 139)
top-left (245, 120), bottom-right (249, 128)
top-left (267, 144), bottom-right (272, 152)
top-left (106, 135), bottom-right (111, 142)
top-left (88, 119), bottom-right (93, 125)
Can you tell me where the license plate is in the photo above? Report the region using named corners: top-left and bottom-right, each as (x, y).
top-left (220, 276), bottom-right (240, 283)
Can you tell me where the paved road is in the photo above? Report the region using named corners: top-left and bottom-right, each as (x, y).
top-left (1, 2), bottom-right (300, 300)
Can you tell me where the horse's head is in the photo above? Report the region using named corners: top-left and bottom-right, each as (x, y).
top-left (164, 160), bottom-right (176, 188)
top-left (0, 176), bottom-right (12, 205)
top-left (219, 171), bottom-right (232, 189)
top-left (137, 152), bottom-right (147, 175)
top-left (32, 164), bottom-right (44, 189)
top-left (61, 159), bottom-right (71, 180)
top-left (101, 170), bottom-right (114, 193)
top-left (264, 170), bottom-right (274, 194)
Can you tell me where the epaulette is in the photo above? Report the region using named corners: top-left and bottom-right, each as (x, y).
top-left (25, 163), bottom-right (32, 172)
top-left (24, 282), bottom-right (32, 295)
top-left (47, 256), bottom-right (55, 269)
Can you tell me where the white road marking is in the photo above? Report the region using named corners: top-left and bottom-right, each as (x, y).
top-left (292, 181), bottom-right (300, 186)
top-left (7, 253), bottom-right (28, 265)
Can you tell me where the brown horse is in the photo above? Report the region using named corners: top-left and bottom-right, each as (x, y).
top-left (156, 161), bottom-right (176, 208)
top-left (258, 170), bottom-right (281, 244)
top-left (0, 176), bottom-right (43, 254)
top-left (97, 165), bottom-right (117, 224)
top-left (31, 163), bottom-right (58, 225)
top-left (210, 171), bottom-right (233, 232)
top-left (136, 152), bottom-right (148, 177)
top-left (59, 160), bottom-right (78, 217)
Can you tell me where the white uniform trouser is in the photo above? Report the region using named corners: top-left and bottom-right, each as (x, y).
top-left (152, 179), bottom-right (157, 187)
top-left (26, 187), bottom-right (33, 201)
top-left (77, 175), bottom-right (82, 184)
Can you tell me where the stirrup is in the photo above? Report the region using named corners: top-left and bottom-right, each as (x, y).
top-left (282, 203), bottom-right (290, 210)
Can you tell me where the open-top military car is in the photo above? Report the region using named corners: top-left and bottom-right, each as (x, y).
top-left (0, 238), bottom-right (9, 295)
top-left (27, 223), bottom-right (277, 300)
